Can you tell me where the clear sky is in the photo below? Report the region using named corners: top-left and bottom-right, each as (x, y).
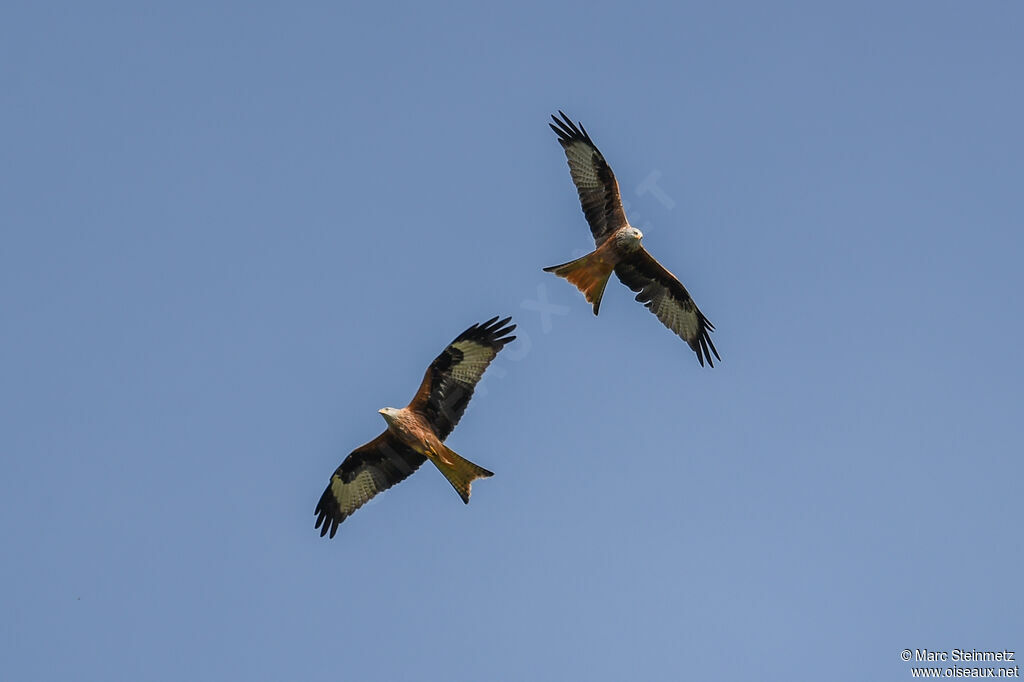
top-left (2, 2), bottom-right (1022, 681)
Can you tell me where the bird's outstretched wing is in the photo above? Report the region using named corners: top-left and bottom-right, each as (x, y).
top-left (314, 433), bottom-right (426, 538)
top-left (408, 316), bottom-right (516, 440)
top-left (614, 248), bottom-right (721, 367)
top-left (549, 111), bottom-right (629, 245)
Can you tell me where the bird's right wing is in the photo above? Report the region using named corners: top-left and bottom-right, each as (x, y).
top-left (314, 432), bottom-right (426, 538)
top-left (549, 111), bottom-right (630, 245)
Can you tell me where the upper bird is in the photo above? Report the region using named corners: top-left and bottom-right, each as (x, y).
top-left (314, 316), bottom-right (516, 538)
top-left (544, 111), bottom-right (720, 367)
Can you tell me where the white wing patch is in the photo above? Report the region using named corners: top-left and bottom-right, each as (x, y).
top-left (565, 142), bottom-right (604, 190)
top-left (449, 340), bottom-right (497, 384)
top-left (651, 288), bottom-right (700, 342)
top-left (331, 467), bottom-right (386, 515)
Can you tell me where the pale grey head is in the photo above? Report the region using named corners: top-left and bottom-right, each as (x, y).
top-left (614, 226), bottom-right (644, 251)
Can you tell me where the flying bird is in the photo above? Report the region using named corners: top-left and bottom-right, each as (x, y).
top-left (544, 111), bottom-right (720, 367)
top-left (314, 316), bottom-right (516, 537)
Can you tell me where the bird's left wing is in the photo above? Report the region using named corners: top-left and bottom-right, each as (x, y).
top-left (614, 248), bottom-right (721, 367)
top-left (314, 432), bottom-right (426, 538)
top-left (408, 316), bottom-right (516, 440)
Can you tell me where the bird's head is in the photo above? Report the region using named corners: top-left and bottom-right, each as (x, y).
top-left (378, 407), bottom-right (398, 425)
top-left (615, 226), bottom-right (644, 251)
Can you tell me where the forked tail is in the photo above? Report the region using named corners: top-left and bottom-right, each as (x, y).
top-left (430, 445), bottom-right (494, 504)
top-left (543, 251), bottom-right (614, 315)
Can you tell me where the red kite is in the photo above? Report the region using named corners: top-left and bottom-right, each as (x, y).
top-left (314, 317), bottom-right (515, 537)
top-left (544, 112), bottom-right (720, 367)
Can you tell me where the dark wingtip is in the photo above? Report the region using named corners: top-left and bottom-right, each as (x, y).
top-left (708, 337), bottom-right (721, 362)
top-left (549, 110), bottom-right (593, 144)
top-left (314, 509), bottom-right (331, 537)
top-left (692, 331), bottom-right (720, 368)
top-left (549, 110), bottom-right (591, 146)
top-left (314, 493), bottom-right (343, 539)
top-left (493, 315), bottom-right (517, 347)
top-left (700, 315), bottom-right (721, 367)
top-left (456, 316), bottom-right (517, 350)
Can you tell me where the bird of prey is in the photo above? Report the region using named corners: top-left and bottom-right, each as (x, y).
top-left (314, 317), bottom-right (516, 537)
top-left (544, 111), bottom-right (721, 367)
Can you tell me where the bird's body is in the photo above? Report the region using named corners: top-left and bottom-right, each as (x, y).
top-left (544, 225), bottom-right (644, 315)
top-left (545, 112), bottom-right (721, 367)
top-left (377, 406), bottom-right (440, 458)
top-left (376, 405), bottom-right (491, 503)
top-left (314, 317), bottom-right (515, 537)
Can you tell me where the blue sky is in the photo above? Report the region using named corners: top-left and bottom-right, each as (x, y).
top-left (2, 2), bottom-right (1022, 680)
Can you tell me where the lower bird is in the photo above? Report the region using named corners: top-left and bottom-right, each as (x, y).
top-left (544, 111), bottom-right (720, 367)
top-left (314, 316), bottom-right (516, 537)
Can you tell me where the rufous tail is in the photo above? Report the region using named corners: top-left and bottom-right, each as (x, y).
top-left (429, 445), bottom-right (494, 504)
top-left (543, 251), bottom-right (614, 315)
